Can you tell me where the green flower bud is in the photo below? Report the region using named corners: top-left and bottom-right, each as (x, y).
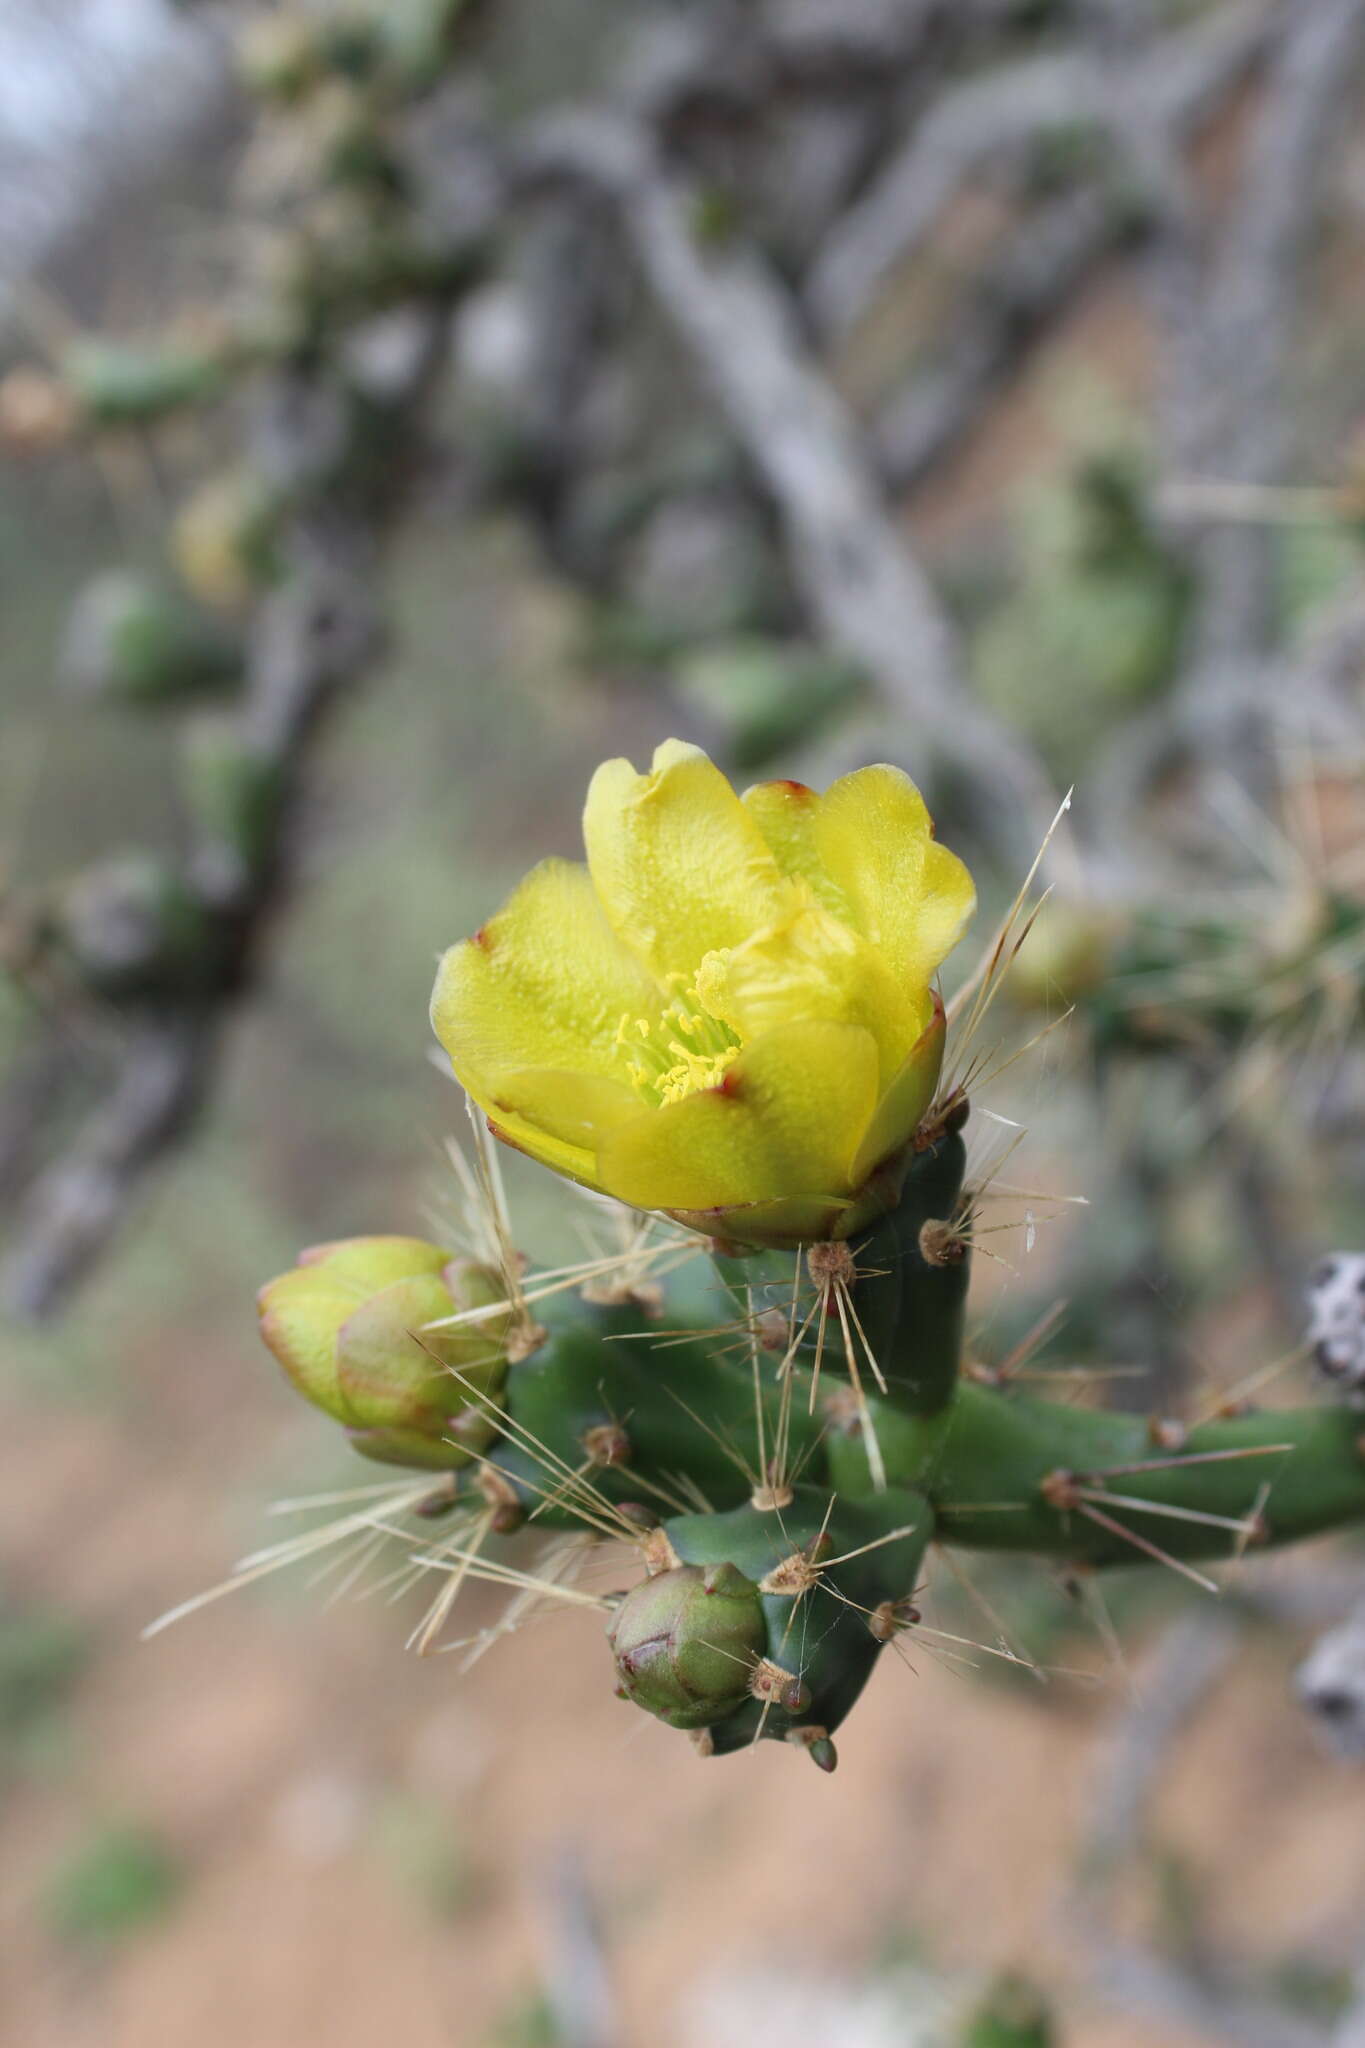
top-left (607, 1561), bottom-right (765, 1731)
top-left (257, 1236), bottom-right (510, 1470)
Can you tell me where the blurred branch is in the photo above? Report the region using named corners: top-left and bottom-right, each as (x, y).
top-left (517, 112), bottom-right (1059, 862)
top-left (1169, 0), bottom-right (1365, 679)
top-left (0, 0), bottom-right (230, 327)
top-left (531, 1848), bottom-right (622, 2048)
top-left (867, 0), bottom-right (1278, 492)
top-left (1, 312), bottom-right (450, 1316)
top-left (1, 1017), bottom-right (207, 1317)
top-left (1096, 0), bottom-right (1365, 826)
top-left (1297, 1599), bottom-right (1365, 1761)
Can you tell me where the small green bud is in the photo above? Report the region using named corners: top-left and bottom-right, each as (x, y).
top-left (256, 1236), bottom-right (511, 1469)
top-left (607, 1562), bottom-right (765, 1731)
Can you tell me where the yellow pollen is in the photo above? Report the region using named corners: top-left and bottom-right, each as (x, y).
top-left (617, 978), bottom-right (741, 1108)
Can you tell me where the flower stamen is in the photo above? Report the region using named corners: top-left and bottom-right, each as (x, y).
top-left (617, 974), bottom-right (742, 1108)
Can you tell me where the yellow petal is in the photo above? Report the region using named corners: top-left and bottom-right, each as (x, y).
top-left (596, 1020), bottom-right (879, 1212)
top-left (481, 1100), bottom-right (603, 1189)
top-left (701, 899), bottom-right (930, 1079)
top-left (812, 765), bottom-right (975, 988)
top-left (849, 992), bottom-right (946, 1185)
top-left (484, 1068), bottom-right (639, 1153)
top-left (583, 740), bottom-right (788, 981)
top-left (740, 777), bottom-right (851, 919)
top-left (431, 856), bottom-right (661, 1098)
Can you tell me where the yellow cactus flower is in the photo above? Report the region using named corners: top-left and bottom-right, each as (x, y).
top-left (431, 741), bottom-right (975, 1247)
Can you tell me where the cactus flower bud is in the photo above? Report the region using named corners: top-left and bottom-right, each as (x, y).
top-left (607, 1561), bottom-right (767, 1730)
top-left (432, 741), bottom-right (974, 1248)
top-left (256, 1236), bottom-right (511, 1469)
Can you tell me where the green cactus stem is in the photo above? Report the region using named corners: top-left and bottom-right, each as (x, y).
top-left (623, 1484), bottom-right (934, 1759)
top-left (850, 1126), bottom-right (972, 1419)
top-left (834, 1380), bottom-right (1365, 1568)
top-left (486, 1297), bottom-right (824, 1526)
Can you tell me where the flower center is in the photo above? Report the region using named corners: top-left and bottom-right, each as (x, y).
top-left (617, 968), bottom-right (741, 1108)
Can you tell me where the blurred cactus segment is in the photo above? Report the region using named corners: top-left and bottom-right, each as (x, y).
top-left (673, 638), bottom-right (864, 770)
top-left (60, 337), bottom-right (228, 429)
top-left (961, 1974), bottom-right (1056, 2048)
top-left (53, 853), bottom-right (221, 1001)
top-left (171, 471), bottom-right (282, 615)
top-left (60, 572), bottom-right (241, 707)
top-left (972, 449), bottom-right (1189, 775)
top-left (179, 718), bottom-right (285, 888)
top-left (256, 1236), bottom-right (511, 1469)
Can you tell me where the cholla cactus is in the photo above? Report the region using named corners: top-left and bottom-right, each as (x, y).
top-left (230, 743), bottom-right (1365, 1768)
